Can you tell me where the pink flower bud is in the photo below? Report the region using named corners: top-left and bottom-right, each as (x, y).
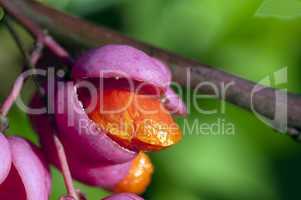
top-left (72, 45), bottom-right (170, 94)
top-left (30, 83), bottom-right (152, 194)
top-left (0, 133), bottom-right (11, 184)
top-left (0, 133), bottom-right (51, 200)
top-left (29, 45), bottom-right (186, 194)
top-left (30, 93), bottom-right (132, 189)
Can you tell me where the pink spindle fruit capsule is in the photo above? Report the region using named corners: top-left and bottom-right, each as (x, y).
top-left (30, 45), bottom-right (187, 195)
top-left (0, 133), bottom-right (51, 200)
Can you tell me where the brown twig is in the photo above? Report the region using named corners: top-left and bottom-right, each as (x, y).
top-left (1, 0), bottom-right (301, 138)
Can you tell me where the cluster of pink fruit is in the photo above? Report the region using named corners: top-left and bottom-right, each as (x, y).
top-left (0, 45), bottom-right (187, 200)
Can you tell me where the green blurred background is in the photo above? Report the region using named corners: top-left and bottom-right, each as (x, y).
top-left (1, 0), bottom-right (301, 199)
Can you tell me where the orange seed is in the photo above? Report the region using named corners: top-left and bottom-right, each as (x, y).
top-left (87, 89), bottom-right (182, 151)
top-left (113, 152), bottom-right (154, 194)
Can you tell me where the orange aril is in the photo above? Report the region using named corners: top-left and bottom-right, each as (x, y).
top-left (87, 89), bottom-right (182, 151)
top-left (113, 152), bottom-right (154, 194)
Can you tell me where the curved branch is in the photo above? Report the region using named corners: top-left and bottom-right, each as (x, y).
top-left (1, 0), bottom-right (301, 138)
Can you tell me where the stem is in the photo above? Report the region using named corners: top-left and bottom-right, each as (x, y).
top-left (0, 68), bottom-right (25, 131)
top-left (0, 0), bottom-right (72, 65)
top-left (0, 18), bottom-right (26, 118)
top-left (3, 14), bottom-right (79, 199)
top-left (1, 1), bottom-right (301, 138)
top-left (0, 73), bottom-right (24, 117)
top-left (3, 17), bottom-right (30, 65)
top-left (0, 17), bottom-right (35, 119)
top-left (30, 40), bottom-right (44, 66)
top-left (54, 135), bottom-right (79, 200)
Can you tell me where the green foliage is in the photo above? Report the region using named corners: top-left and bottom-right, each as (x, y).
top-left (256, 0), bottom-right (301, 19)
top-left (123, 0), bottom-right (263, 58)
top-left (119, 1), bottom-right (301, 199)
top-left (41, 0), bottom-right (123, 15)
top-left (148, 99), bottom-right (279, 200)
top-left (0, 7), bottom-right (4, 22)
top-left (3, 0), bottom-right (301, 199)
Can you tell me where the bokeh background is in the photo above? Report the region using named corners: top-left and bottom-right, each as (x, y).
top-left (1, 0), bottom-right (301, 199)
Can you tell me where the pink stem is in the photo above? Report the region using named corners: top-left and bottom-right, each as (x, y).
top-left (30, 41), bottom-right (44, 65)
top-left (2, 4), bottom-right (79, 198)
top-left (54, 135), bottom-right (79, 200)
top-left (0, 41), bottom-right (44, 118)
top-left (0, 73), bottom-right (25, 117)
top-left (43, 35), bottom-right (72, 64)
